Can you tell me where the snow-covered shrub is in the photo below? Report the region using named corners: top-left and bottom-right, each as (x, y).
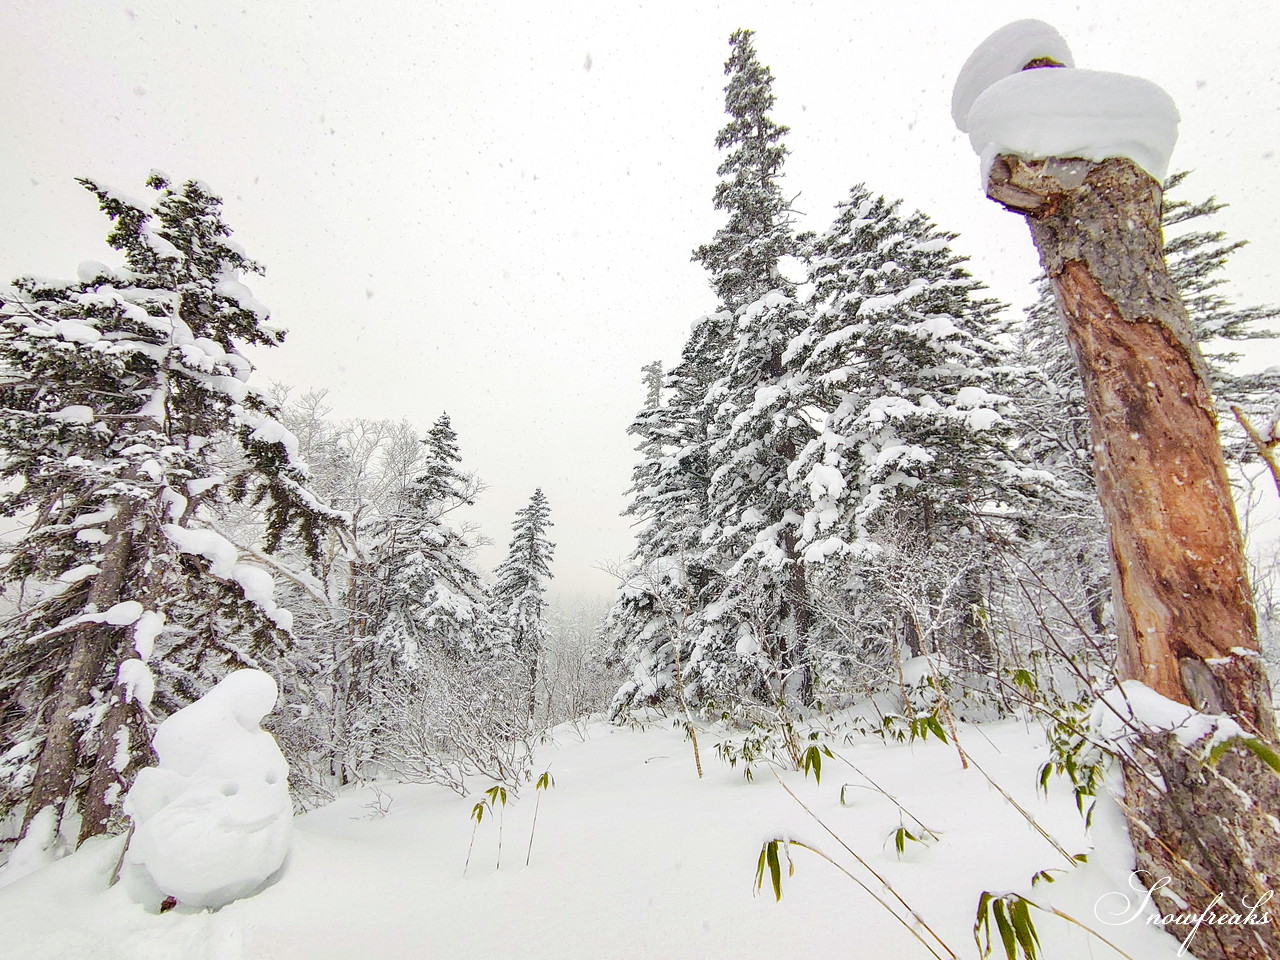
top-left (357, 654), bottom-right (537, 795)
top-left (538, 599), bottom-right (619, 730)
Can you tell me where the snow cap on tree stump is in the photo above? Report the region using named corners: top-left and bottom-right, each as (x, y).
top-left (953, 21), bottom-right (1179, 183)
top-left (951, 19), bottom-right (1074, 129)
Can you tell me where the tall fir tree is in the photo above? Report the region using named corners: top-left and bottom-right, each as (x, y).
top-left (0, 175), bottom-right (339, 848)
top-left (491, 489), bottom-right (555, 714)
top-left (689, 28), bottom-right (819, 707)
top-left (366, 413), bottom-right (496, 666)
top-left (614, 29), bottom-right (818, 711)
top-left (609, 335), bottom-right (723, 711)
top-left (698, 287), bottom-right (816, 704)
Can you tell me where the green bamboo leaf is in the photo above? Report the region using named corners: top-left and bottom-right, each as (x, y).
top-left (929, 716), bottom-right (949, 743)
top-left (975, 892), bottom-right (994, 955)
top-left (1037, 762), bottom-right (1052, 795)
top-left (766, 840), bottom-right (783, 901)
top-left (1010, 898), bottom-right (1042, 959)
top-left (802, 745), bottom-right (823, 785)
top-left (995, 902), bottom-right (1017, 959)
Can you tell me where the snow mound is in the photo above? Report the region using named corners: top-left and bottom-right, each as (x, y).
top-left (121, 670), bottom-right (292, 909)
top-left (951, 20), bottom-right (1074, 130)
top-left (966, 68), bottom-right (1179, 182)
top-left (0, 806), bottom-right (65, 889)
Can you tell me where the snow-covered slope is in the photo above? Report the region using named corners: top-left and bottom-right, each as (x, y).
top-left (0, 716), bottom-right (1187, 959)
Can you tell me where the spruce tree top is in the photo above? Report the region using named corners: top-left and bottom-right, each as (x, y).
top-left (400, 412), bottom-right (474, 512)
top-left (498, 488), bottom-right (555, 585)
top-left (693, 29), bottom-right (795, 312)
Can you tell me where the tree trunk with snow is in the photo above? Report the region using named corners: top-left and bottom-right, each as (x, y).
top-left (986, 152), bottom-right (1280, 959)
top-left (78, 682), bottom-right (153, 845)
top-left (21, 503), bottom-right (136, 837)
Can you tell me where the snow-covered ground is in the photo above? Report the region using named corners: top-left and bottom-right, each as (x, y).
top-left (0, 712), bottom-right (1189, 959)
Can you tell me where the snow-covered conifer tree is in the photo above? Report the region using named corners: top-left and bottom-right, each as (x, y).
top-left (366, 413), bottom-right (496, 665)
top-left (693, 28), bottom-right (796, 313)
top-left (491, 489), bottom-right (555, 713)
top-left (787, 186), bottom-right (1038, 664)
top-left (609, 355), bottom-right (713, 710)
top-left (0, 175), bottom-right (340, 849)
top-left (615, 29), bottom-right (819, 710)
top-left (688, 28), bottom-right (822, 706)
top-left (698, 287), bottom-right (816, 704)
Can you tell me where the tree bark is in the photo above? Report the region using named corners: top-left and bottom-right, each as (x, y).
top-left (78, 682), bottom-right (152, 845)
top-left (987, 154), bottom-right (1272, 737)
top-left (21, 502), bottom-right (136, 838)
top-left (1123, 730), bottom-right (1280, 959)
top-left (985, 153), bottom-right (1280, 960)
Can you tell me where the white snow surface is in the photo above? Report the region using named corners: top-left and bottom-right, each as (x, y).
top-left (966, 67), bottom-right (1180, 182)
top-left (0, 806), bottom-right (63, 889)
top-left (57, 600), bottom-right (145, 634)
top-left (76, 261), bottom-right (114, 284)
top-left (54, 318), bottom-right (102, 344)
top-left (163, 525), bottom-right (238, 578)
top-left (119, 670), bottom-right (291, 910)
top-left (951, 20), bottom-right (1074, 130)
top-left (0, 712), bottom-right (1192, 959)
top-left (132, 610), bottom-right (165, 660)
top-left (49, 405), bottom-right (95, 424)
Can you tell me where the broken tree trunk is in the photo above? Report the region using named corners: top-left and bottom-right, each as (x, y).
top-left (986, 153), bottom-right (1280, 959)
top-left (988, 154), bottom-right (1272, 735)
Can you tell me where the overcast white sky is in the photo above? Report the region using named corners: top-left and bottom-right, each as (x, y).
top-left (2, 1), bottom-right (1278, 600)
